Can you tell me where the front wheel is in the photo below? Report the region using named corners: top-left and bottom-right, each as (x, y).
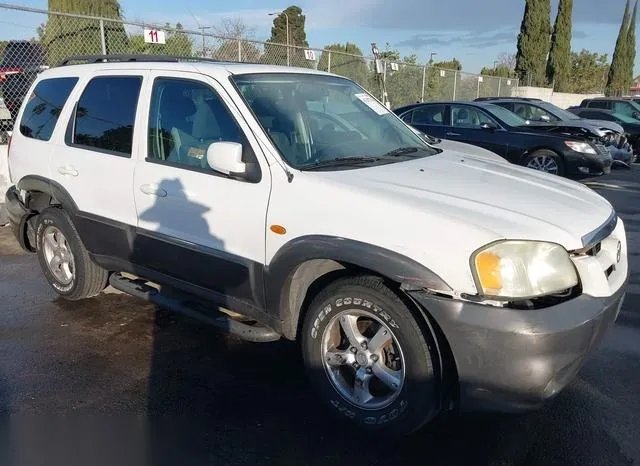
top-left (302, 276), bottom-right (441, 436)
top-left (524, 149), bottom-right (564, 176)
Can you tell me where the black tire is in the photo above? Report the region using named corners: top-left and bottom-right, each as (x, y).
top-left (35, 207), bottom-right (108, 300)
top-left (302, 275), bottom-right (441, 436)
top-left (524, 149), bottom-right (565, 176)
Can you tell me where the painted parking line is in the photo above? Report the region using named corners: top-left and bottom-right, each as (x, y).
top-left (584, 181), bottom-right (629, 190)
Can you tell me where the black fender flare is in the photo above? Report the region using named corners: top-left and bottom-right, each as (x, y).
top-left (17, 175), bottom-right (79, 214)
top-left (266, 235), bottom-right (452, 339)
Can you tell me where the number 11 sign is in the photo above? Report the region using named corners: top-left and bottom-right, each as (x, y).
top-left (144, 28), bottom-right (166, 45)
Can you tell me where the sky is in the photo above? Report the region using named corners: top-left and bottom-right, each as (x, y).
top-left (1, 0), bottom-right (638, 74)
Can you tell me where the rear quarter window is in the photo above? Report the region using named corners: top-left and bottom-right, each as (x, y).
top-left (19, 77), bottom-right (79, 141)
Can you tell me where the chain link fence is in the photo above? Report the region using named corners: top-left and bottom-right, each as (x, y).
top-left (0, 3), bottom-right (518, 135)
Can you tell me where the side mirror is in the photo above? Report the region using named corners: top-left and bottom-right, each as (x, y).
top-left (207, 142), bottom-right (247, 177)
top-left (480, 122), bottom-right (497, 131)
top-left (633, 111), bottom-right (640, 120)
top-left (540, 114), bottom-right (551, 122)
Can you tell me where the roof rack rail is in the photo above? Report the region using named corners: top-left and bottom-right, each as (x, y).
top-left (57, 54), bottom-right (225, 67)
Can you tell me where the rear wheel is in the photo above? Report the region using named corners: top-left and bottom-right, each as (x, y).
top-left (36, 208), bottom-right (108, 300)
top-left (525, 149), bottom-right (564, 176)
top-left (302, 276), bottom-right (441, 436)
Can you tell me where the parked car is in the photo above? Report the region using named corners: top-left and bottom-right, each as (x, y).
top-left (474, 96), bottom-right (625, 133)
top-left (568, 107), bottom-right (640, 159)
top-left (5, 55), bottom-right (628, 436)
top-left (0, 40), bottom-right (47, 122)
top-left (578, 97), bottom-right (640, 121)
top-left (475, 97), bottom-right (632, 166)
top-left (394, 101), bottom-right (612, 177)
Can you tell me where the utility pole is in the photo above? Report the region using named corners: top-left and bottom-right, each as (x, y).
top-left (371, 43), bottom-right (389, 107)
top-left (199, 26), bottom-right (211, 57)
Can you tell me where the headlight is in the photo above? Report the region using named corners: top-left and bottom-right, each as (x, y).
top-left (565, 141), bottom-right (596, 154)
top-left (471, 241), bottom-right (579, 299)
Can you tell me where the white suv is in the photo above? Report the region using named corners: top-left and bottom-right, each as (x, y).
top-left (4, 55), bottom-right (628, 435)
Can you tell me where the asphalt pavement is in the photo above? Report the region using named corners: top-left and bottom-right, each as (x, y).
top-left (0, 168), bottom-right (639, 466)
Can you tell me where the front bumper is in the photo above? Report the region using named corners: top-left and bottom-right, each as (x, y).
top-left (409, 282), bottom-right (627, 413)
top-left (564, 151), bottom-right (612, 176)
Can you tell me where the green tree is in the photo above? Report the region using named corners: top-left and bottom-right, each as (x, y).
top-left (627, 1), bottom-right (638, 89)
top-left (317, 42), bottom-right (369, 86)
top-left (515, 0), bottom-right (551, 86)
top-left (569, 49), bottom-right (610, 93)
top-left (546, 0), bottom-right (573, 91)
top-left (423, 59), bottom-right (462, 101)
top-left (432, 59), bottom-right (462, 71)
top-left (385, 54), bottom-right (424, 107)
top-left (129, 23), bottom-right (193, 56)
top-left (480, 65), bottom-right (515, 77)
top-left (44, 0), bottom-right (129, 65)
top-left (264, 6), bottom-right (310, 67)
top-left (213, 40), bottom-right (261, 62)
top-left (607, 0), bottom-right (631, 96)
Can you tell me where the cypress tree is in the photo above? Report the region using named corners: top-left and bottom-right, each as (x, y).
top-left (546, 0), bottom-right (573, 91)
top-left (606, 0), bottom-right (631, 96)
top-left (515, 0), bottom-right (552, 86)
top-left (264, 6), bottom-right (311, 67)
top-left (627, 1), bottom-right (638, 89)
top-left (44, 0), bottom-right (128, 65)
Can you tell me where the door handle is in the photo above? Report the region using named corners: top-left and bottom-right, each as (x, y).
top-left (57, 166), bottom-right (78, 177)
top-left (445, 132), bottom-right (461, 137)
top-left (140, 184), bottom-right (167, 197)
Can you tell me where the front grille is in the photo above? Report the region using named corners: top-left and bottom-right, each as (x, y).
top-left (595, 143), bottom-right (611, 157)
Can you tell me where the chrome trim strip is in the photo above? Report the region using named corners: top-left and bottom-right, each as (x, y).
top-left (581, 210), bottom-right (617, 248)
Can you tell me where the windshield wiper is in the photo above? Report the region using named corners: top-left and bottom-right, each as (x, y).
top-left (299, 156), bottom-right (382, 170)
top-left (383, 146), bottom-right (427, 157)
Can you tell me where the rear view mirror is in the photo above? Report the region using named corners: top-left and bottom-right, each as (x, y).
top-left (207, 142), bottom-right (247, 177)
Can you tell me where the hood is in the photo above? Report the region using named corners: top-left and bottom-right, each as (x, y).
top-left (581, 118), bottom-right (625, 134)
top-left (523, 120), bottom-right (601, 139)
top-left (320, 150), bottom-right (614, 251)
top-left (432, 138), bottom-right (507, 163)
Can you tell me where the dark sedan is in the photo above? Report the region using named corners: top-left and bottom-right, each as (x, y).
top-left (568, 107), bottom-right (640, 156)
top-left (394, 101), bottom-right (612, 177)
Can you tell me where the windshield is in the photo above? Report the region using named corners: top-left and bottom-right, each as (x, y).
top-left (232, 73), bottom-right (438, 169)
top-left (483, 103), bottom-right (528, 126)
top-left (537, 101), bottom-right (581, 120)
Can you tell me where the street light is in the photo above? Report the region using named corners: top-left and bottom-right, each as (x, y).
top-left (269, 11), bottom-right (290, 66)
top-left (429, 52), bottom-right (437, 64)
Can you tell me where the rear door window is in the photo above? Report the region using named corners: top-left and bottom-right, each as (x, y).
top-left (589, 101), bottom-right (610, 109)
top-left (71, 76), bottom-right (142, 156)
top-left (412, 105), bottom-right (445, 125)
top-left (19, 77), bottom-right (78, 141)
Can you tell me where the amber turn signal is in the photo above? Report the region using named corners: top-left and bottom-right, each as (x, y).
top-left (270, 225), bottom-right (287, 235)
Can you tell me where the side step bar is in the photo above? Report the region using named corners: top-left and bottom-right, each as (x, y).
top-left (108, 273), bottom-right (281, 343)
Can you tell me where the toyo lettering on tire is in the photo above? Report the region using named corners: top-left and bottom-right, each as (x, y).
top-left (35, 207), bottom-right (108, 301)
top-left (302, 275), bottom-right (441, 436)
